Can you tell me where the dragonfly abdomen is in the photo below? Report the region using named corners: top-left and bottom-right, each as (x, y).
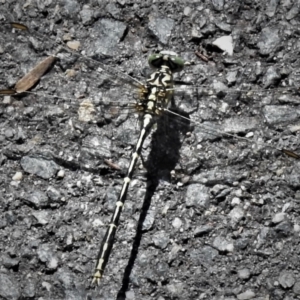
top-left (91, 113), bottom-right (154, 284)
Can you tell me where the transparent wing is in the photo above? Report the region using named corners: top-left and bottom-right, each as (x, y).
top-left (1, 21), bottom-right (300, 177)
top-left (0, 23), bottom-right (147, 177)
top-left (168, 83), bottom-right (300, 172)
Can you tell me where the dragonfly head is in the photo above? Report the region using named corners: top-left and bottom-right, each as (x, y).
top-left (148, 50), bottom-right (185, 73)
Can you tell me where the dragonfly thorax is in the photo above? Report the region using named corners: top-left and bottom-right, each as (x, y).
top-left (135, 62), bottom-right (176, 116)
top-left (136, 84), bottom-right (173, 116)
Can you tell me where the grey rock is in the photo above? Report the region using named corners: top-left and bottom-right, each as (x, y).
top-left (41, 281), bottom-right (52, 292)
top-left (262, 66), bottom-right (281, 88)
top-left (257, 27), bottom-right (280, 55)
top-left (85, 18), bottom-right (127, 57)
top-left (56, 269), bottom-right (75, 289)
top-left (20, 156), bottom-right (59, 179)
top-left (265, 0), bottom-right (280, 17)
top-left (223, 117), bottom-right (259, 134)
top-left (155, 261), bottom-right (169, 278)
top-left (22, 280), bottom-right (36, 298)
top-left (213, 236), bottom-right (234, 252)
top-left (293, 281), bottom-right (300, 295)
top-left (152, 231), bottom-right (169, 249)
top-left (263, 105), bottom-right (300, 125)
top-left (37, 244), bottom-right (59, 270)
top-left (79, 5), bottom-right (94, 25)
top-left (194, 224), bottom-right (213, 237)
top-left (215, 20), bottom-right (232, 32)
top-left (1, 255), bottom-right (19, 269)
top-left (172, 217), bottom-right (182, 229)
top-left (185, 183), bottom-right (210, 208)
top-left (189, 246), bottom-right (218, 267)
top-left (234, 238), bottom-right (250, 250)
top-left (256, 227), bottom-right (269, 249)
top-left (286, 2), bottom-right (300, 20)
top-left (148, 14), bottom-right (175, 45)
top-left (168, 243), bottom-right (183, 264)
top-left (210, 184), bottom-right (228, 196)
top-left (228, 206), bottom-right (244, 227)
top-left (61, 0), bottom-right (80, 16)
top-left (212, 0), bottom-right (224, 11)
top-left (195, 169), bottom-right (237, 186)
top-left (105, 2), bottom-right (122, 19)
top-left (105, 185), bottom-right (120, 212)
top-left (278, 271), bottom-right (295, 288)
top-left (142, 209), bottom-right (156, 231)
top-left (272, 212), bottom-right (286, 224)
top-left (166, 282), bottom-right (186, 298)
top-left (237, 290), bottom-right (256, 300)
top-left (275, 220), bottom-right (292, 237)
top-left (64, 289), bottom-right (86, 300)
top-left (0, 218), bottom-right (7, 229)
top-left (81, 135), bottom-right (112, 162)
top-left (32, 211), bottom-right (50, 225)
top-left (201, 23), bottom-right (217, 36)
top-left (286, 162), bottom-right (300, 188)
top-left (4, 128), bottom-right (14, 139)
top-left (226, 70), bottom-right (237, 85)
top-left (183, 6), bottom-right (192, 16)
top-left (0, 273), bottom-right (20, 300)
top-left (194, 121), bottom-right (223, 142)
top-left (212, 80), bottom-right (228, 97)
top-left (46, 186), bottom-right (62, 202)
top-left (238, 268), bottom-right (251, 280)
top-left (64, 232), bottom-right (74, 248)
top-left (23, 190), bottom-right (49, 209)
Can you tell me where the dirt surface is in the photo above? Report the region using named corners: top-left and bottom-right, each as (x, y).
top-left (1, 1), bottom-right (300, 300)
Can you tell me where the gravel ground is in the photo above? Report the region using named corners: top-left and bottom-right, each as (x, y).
top-left (1, 1), bottom-right (300, 300)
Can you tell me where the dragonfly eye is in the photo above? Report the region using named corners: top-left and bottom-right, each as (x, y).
top-left (148, 52), bottom-right (185, 72)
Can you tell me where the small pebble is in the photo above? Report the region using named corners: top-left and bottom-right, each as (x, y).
top-left (272, 212), bottom-right (286, 224)
top-left (237, 289), bottom-right (255, 300)
top-left (183, 6), bottom-right (192, 16)
top-left (172, 217), bottom-right (183, 229)
top-left (66, 40), bottom-right (81, 51)
top-left (57, 170), bottom-right (65, 178)
top-left (238, 268), bottom-right (251, 280)
top-left (3, 96), bottom-right (11, 104)
top-left (12, 171), bottom-right (23, 181)
top-left (92, 219), bottom-right (104, 227)
top-left (278, 271), bottom-right (295, 288)
top-left (294, 224), bottom-right (300, 232)
top-left (212, 35), bottom-right (233, 55)
top-left (293, 281), bottom-right (300, 295)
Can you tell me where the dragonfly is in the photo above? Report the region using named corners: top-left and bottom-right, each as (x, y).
top-left (1, 20), bottom-right (300, 293)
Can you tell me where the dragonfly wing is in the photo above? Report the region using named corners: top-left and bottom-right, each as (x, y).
top-left (1, 22), bottom-right (143, 93)
top-left (0, 24), bottom-right (144, 176)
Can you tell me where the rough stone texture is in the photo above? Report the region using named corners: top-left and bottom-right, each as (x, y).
top-left (1, 1), bottom-right (300, 299)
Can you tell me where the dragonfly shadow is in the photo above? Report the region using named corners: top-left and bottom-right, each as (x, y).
top-left (116, 106), bottom-right (191, 299)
